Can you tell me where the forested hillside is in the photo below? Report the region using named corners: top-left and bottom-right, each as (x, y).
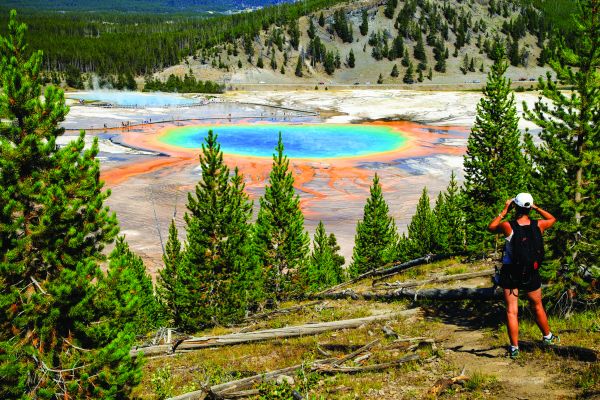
top-left (0, 0), bottom-right (346, 77)
top-left (0, 0), bottom-right (297, 13)
top-left (0, 0), bottom-right (576, 87)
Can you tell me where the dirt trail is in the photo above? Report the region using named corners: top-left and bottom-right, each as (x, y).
top-left (360, 260), bottom-right (594, 399)
top-left (433, 320), bottom-right (575, 399)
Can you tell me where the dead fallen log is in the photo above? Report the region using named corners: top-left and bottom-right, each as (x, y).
top-left (312, 289), bottom-right (361, 300)
top-left (370, 254), bottom-right (453, 283)
top-left (169, 353), bottom-right (421, 399)
top-left (314, 354), bottom-right (420, 374)
top-left (131, 309), bottom-right (420, 357)
top-left (219, 389), bottom-right (259, 399)
top-left (373, 269), bottom-right (495, 289)
top-left (317, 287), bottom-right (503, 302)
top-left (170, 350), bottom-right (420, 399)
top-left (313, 254), bottom-right (450, 295)
top-left (242, 301), bottom-right (322, 323)
top-left (366, 286), bottom-right (502, 301)
top-left (168, 361), bottom-right (327, 400)
top-left (331, 339), bottom-right (379, 366)
top-left (428, 370), bottom-right (469, 396)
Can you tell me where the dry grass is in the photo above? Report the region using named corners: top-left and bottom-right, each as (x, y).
top-left (135, 258), bottom-right (598, 399)
top-left (134, 312), bottom-right (435, 399)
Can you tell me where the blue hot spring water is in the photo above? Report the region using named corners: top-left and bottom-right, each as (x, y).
top-left (68, 91), bottom-right (196, 107)
top-left (159, 124), bottom-right (408, 159)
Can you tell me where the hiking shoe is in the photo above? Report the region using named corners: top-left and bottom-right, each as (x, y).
top-left (508, 347), bottom-right (520, 359)
top-left (543, 333), bottom-right (560, 346)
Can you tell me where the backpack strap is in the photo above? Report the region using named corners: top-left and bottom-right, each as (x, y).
top-left (508, 220), bottom-right (521, 237)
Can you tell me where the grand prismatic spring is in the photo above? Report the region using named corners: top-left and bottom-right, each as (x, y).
top-left (62, 89), bottom-right (544, 271)
top-left (157, 124), bottom-right (408, 159)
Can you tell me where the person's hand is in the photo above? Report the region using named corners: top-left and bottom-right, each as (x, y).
top-left (504, 198), bottom-right (514, 211)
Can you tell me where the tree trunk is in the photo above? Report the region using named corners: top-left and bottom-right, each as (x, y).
top-left (167, 354), bottom-right (421, 400)
top-left (317, 287), bottom-right (503, 301)
top-left (313, 254), bottom-right (450, 296)
top-left (373, 269), bottom-right (495, 289)
top-left (131, 309), bottom-right (420, 357)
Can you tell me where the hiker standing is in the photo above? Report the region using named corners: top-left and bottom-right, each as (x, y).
top-left (488, 193), bottom-right (559, 358)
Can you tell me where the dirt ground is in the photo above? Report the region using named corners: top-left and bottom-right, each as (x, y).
top-left (134, 258), bottom-right (600, 399)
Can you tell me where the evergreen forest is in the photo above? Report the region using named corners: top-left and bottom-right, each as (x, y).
top-left (0, 0), bottom-right (579, 85)
top-left (0, 0), bottom-right (598, 398)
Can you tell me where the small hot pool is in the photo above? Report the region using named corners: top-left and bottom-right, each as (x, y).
top-left (68, 91), bottom-right (196, 107)
top-left (159, 124), bottom-right (408, 159)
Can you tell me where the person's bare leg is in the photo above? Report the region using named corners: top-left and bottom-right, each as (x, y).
top-left (526, 288), bottom-right (550, 336)
top-left (504, 288), bottom-right (519, 347)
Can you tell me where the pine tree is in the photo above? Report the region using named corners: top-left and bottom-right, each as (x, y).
top-left (318, 12), bottom-right (325, 27)
top-left (389, 35), bottom-right (404, 60)
top-left (360, 9), bottom-right (369, 36)
top-left (434, 41), bottom-right (447, 72)
top-left (157, 220), bottom-right (183, 324)
top-left (328, 232), bottom-right (345, 271)
top-left (254, 133), bottom-right (309, 303)
top-left (348, 48), bottom-right (355, 68)
top-left (427, 67), bottom-right (433, 80)
top-left (522, 0), bottom-right (599, 289)
top-left (394, 233), bottom-right (412, 263)
top-left (391, 64), bottom-right (399, 77)
top-left (401, 48), bottom-right (410, 67)
top-left (442, 171), bottom-right (465, 253)
top-left (417, 68), bottom-right (424, 82)
top-left (0, 11), bottom-right (140, 397)
top-left (403, 60), bottom-right (415, 84)
top-left (461, 53), bottom-right (469, 74)
top-left (270, 52), bottom-right (277, 70)
top-left (181, 130), bottom-right (254, 330)
top-left (463, 46), bottom-right (527, 254)
top-left (302, 221), bottom-right (346, 292)
top-left (288, 20), bottom-right (300, 50)
top-left (65, 64), bottom-right (84, 89)
top-left (377, 73), bottom-right (384, 84)
top-left (295, 56), bottom-right (303, 77)
top-left (125, 71), bottom-right (136, 90)
top-left (384, 0), bottom-right (398, 19)
top-left (308, 18), bottom-right (316, 39)
top-left (98, 237), bottom-right (163, 334)
top-left (257, 56), bottom-right (264, 68)
top-left (349, 174), bottom-right (399, 277)
top-left (433, 192), bottom-right (450, 253)
top-left (508, 37), bottom-right (521, 66)
top-left (407, 188), bottom-right (436, 257)
top-left (222, 167), bottom-right (262, 317)
top-left (324, 51), bottom-right (336, 75)
top-left (414, 33), bottom-right (426, 62)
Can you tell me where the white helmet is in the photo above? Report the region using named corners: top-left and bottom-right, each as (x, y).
top-left (514, 193), bottom-right (534, 208)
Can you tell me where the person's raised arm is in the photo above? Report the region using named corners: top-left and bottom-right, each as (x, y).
top-left (488, 199), bottom-right (513, 235)
top-left (532, 204), bottom-right (556, 233)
